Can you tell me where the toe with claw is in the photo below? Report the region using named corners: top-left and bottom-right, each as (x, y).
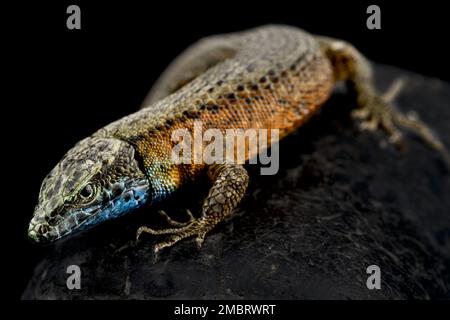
top-left (136, 218), bottom-right (211, 253)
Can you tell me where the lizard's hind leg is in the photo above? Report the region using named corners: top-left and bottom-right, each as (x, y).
top-left (318, 36), bottom-right (448, 157)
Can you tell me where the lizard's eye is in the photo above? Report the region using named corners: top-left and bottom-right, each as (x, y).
top-left (79, 183), bottom-right (95, 199)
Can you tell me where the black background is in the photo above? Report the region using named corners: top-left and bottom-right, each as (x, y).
top-left (6, 1), bottom-right (449, 300)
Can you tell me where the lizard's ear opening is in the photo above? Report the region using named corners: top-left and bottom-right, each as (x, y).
top-left (124, 140), bottom-right (155, 205)
top-left (130, 144), bottom-right (148, 182)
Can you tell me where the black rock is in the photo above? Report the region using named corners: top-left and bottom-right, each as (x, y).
top-left (22, 65), bottom-right (450, 299)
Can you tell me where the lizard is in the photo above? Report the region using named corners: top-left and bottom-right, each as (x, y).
top-left (28, 25), bottom-right (448, 253)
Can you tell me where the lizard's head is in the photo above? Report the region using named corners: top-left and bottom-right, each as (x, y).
top-left (28, 137), bottom-right (150, 244)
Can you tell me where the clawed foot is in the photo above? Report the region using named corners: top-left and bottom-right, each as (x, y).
top-left (352, 79), bottom-right (406, 149)
top-left (136, 164), bottom-right (249, 255)
top-left (352, 78), bottom-right (447, 155)
top-left (136, 212), bottom-right (209, 253)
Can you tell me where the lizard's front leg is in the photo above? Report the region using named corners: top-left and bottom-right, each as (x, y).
top-left (136, 163), bottom-right (249, 253)
top-left (318, 36), bottom-right (448, 156)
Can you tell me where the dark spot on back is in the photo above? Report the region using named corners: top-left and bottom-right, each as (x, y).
top-left (250, 83), bottom-right (259, 91)
top-left (227, 93), bottom-right (236, 100)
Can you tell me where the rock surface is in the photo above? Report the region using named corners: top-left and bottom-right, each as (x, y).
top-left (22, 65), bottom-right (450, 299)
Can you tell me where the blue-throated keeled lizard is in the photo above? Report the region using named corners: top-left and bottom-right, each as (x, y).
top-left (28, 25), bottom-right (448, 253)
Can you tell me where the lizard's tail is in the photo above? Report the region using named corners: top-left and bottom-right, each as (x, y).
top-left (387, 81), bottom-right (450, 166)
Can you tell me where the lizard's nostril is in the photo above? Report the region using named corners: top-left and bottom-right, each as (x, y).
top-left (28, 220), bottom-right (53, 244)
top-left (36, 224), bottom-right (49, 235)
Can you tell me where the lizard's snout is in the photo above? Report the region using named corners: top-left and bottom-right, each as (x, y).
top-left (28, 215), bottom-right (52, 244)
top-left (28, 223), bottom-right (49, 244)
